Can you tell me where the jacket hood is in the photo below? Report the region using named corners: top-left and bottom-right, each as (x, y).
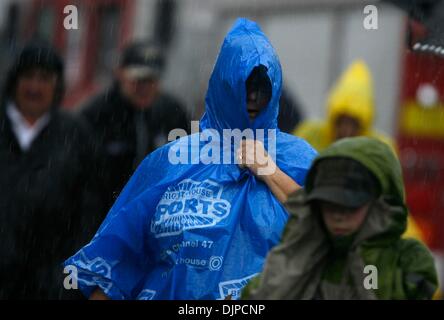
top-left (200, 18), bottom-right (282, 132)
top-left (1, 41), bottom-right (65, 111)
top-left (306, 136), bottom-right (407, 236)
top-left (326, 60), bottom-right (374, 138)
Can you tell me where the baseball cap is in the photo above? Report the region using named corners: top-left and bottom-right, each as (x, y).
top-left (120, 41), bottom-right (165, 79)
top-left (306, 158), bottom-right (381, 208)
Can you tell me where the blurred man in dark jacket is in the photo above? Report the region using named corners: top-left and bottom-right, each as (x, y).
top-left (0, 42), bottom-right (101, 299)
top-left (81, 41), bottom-right (190, 213)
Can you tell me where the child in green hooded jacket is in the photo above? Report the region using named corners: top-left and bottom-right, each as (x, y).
top-left (243, 137), bottom-right (438, 299)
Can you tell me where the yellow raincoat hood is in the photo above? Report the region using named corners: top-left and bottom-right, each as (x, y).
top-left (326, 60), bottom-right (374, 139)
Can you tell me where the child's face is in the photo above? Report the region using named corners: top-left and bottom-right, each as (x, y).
top-left (320, 201), bottom-right (370, 236)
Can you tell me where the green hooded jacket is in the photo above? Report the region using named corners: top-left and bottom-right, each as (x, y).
top-left (243, 137), bottom-right (438, 299)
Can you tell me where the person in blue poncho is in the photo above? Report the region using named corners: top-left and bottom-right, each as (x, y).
top-left (64, 18), bottom-right (317, 300)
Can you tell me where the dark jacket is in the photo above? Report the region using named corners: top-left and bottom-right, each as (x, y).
top-left (0, 106), bottom-right (103, 299)
top-left (80, 84), bottom-right (190, 211)
top-left (0, 43), bottom-right (103, 299)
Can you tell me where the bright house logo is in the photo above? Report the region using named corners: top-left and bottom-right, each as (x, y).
top-left (151, 179), bottom-right (231, 238)
top-left (218, 273), bottom-right (259, 300)
top-left (69, 250), bottom-right (117, 294)
top-left (137, 289), bottom-right (157, 300)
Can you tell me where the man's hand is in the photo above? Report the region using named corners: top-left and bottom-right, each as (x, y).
top-left (90, 288), bottom-right (110, 300)
top-left (236, 140), bottom-right (300, 203)
top-left (236, 140), bottom-right (276, 178)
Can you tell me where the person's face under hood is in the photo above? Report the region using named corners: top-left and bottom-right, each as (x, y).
top-left (246, 64), bottom-right (272, 121)
top-left (305, 137), bottom-right (408, 240)
top-left (4, 42), bottom-right (65, 122)
top-left (201, 18), bottom-right (282, 132)
top-left (320, 201), bottom-right (371, 237)
top-left (334, 114), bottom-right (362, 141)
top-left (14, 67), bottom-right (58, 124)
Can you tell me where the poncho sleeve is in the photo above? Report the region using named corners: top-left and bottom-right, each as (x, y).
top-left (64, 141), bottom-right (192, 299)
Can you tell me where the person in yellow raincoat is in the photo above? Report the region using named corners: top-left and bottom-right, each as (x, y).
top-left (293, 60), bottom-right (431, 273)
top-left (294, 60), bottom-right (395, 152)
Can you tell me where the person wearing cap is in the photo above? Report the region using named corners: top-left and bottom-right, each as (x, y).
top-left (80, 41), bottom-right (190, 215)
top-left (0, 42), bottom-right (101, 299)
top-left (243, 137), bottom-right (438, 299)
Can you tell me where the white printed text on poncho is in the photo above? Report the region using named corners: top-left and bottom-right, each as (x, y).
top-left (151, 179), bottom-right (231, 237)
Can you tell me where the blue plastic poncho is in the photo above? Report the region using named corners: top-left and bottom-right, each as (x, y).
top-left (64, 18), bottom-right (317, 300)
